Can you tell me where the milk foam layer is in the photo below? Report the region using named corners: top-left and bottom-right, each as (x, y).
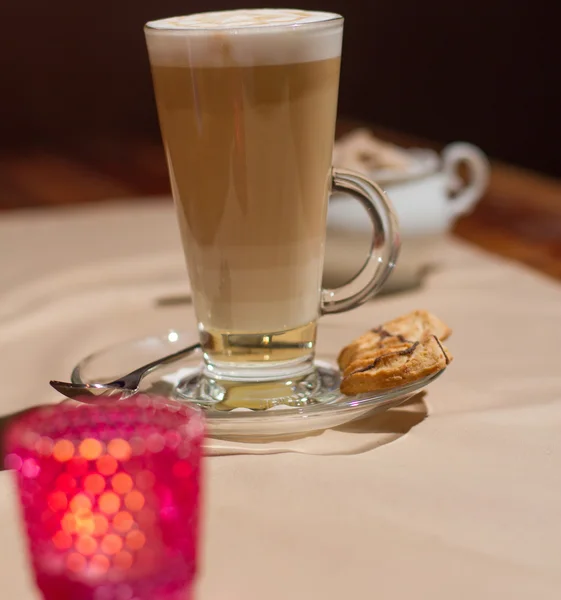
top-left (145, 9), bottom-right (343, 67)
top-left (147, 9), bottom-right (340, 30)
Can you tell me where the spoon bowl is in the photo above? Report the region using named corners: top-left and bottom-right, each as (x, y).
top-left (49, 381), bottom-right (135, 401)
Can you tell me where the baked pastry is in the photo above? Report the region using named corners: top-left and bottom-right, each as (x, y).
top-left (337, 309), bottom-right (451, 371)
top-left (342, 341), bottom-right (413, 378)
top-left (340, 334), bottom-right (452, 395)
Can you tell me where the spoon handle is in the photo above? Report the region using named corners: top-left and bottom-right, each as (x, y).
top-left (120, 342), bottom-right (201, 388)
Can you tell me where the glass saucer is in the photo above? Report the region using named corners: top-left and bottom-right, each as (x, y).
top-left (71, 329), bottom-right (444, 438)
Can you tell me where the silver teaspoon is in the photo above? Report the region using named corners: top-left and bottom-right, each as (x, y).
top-left (50, 342), bottom-right (201, 402)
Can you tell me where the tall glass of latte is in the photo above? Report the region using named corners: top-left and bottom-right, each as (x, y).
top-left (145, 9), bottom-right (399, 407)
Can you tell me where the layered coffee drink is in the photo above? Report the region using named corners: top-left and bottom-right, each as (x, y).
top-left (146, 10), bottom-right (342, 370)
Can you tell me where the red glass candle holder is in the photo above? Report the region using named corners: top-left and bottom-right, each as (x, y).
top-left (4, 395), bottom-right (204, 600)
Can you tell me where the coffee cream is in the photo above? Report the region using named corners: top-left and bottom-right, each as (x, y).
top-left (146, 9), bottom-right (342, 68)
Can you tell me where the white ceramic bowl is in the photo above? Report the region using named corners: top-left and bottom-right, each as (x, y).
top-left (324, 142), bottom-right (490, 291)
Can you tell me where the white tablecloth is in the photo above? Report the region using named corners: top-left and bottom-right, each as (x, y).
top-left (1, 201), bottom-right (560, 599)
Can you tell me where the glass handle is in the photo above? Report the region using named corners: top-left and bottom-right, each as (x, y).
top-left (321, 168), bottom-right (400, 315)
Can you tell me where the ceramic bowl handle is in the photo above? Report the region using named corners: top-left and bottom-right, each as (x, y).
top-left (443, 143), bottom-right (490, 219)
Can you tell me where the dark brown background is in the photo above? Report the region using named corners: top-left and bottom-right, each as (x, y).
top-left (1, 1), bottom-right (559, 176)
